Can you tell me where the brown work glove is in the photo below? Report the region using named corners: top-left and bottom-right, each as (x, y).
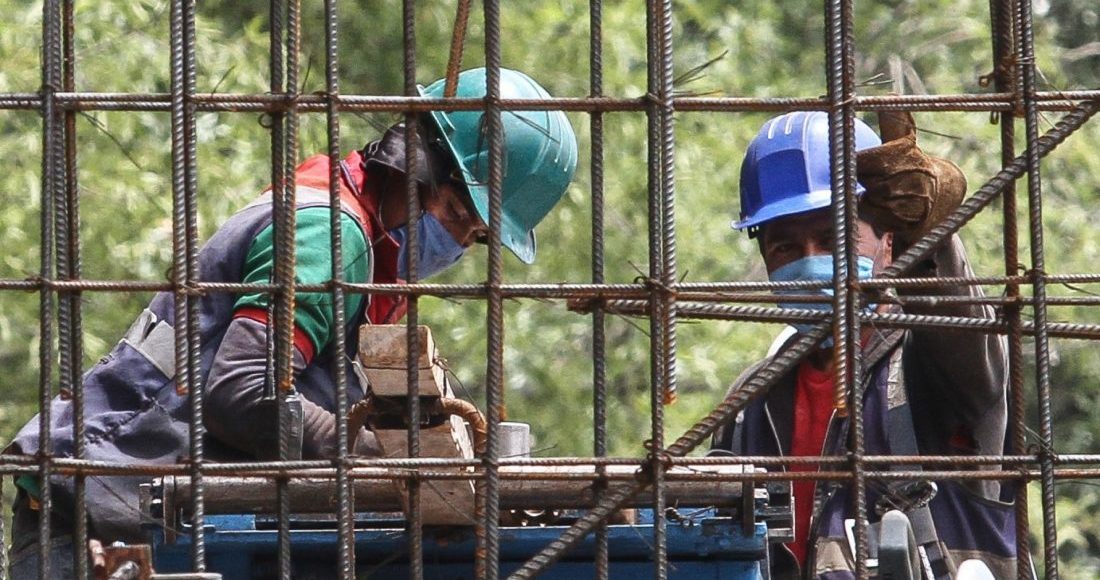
top-left (857, 110), bottom-right (966, 247)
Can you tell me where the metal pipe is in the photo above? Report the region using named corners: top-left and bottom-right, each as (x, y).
top-left (159, 466), bottom-right (754, 517)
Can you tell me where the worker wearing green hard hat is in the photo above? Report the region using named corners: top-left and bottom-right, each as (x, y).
top-left (6, 66), bottom-right (578, 578)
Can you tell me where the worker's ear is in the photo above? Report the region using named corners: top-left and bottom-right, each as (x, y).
top-left (880, 231), bottom-right (894, 267)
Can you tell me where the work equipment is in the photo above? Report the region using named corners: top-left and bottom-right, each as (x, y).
top-left (133, 325), bottom-right (789, 579)
top-left (734, 111), bottom-right (881, 233)
top-left (420, 67), bottom-right (579, 264)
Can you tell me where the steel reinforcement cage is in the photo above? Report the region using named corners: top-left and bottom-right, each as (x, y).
top-left (2, 0), bottom-right (1100, 579)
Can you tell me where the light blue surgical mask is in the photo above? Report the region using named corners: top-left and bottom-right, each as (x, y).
top-left (768, 255), bottom-right (876, 339)
top-left (389, 212), bottom-right (466, 280)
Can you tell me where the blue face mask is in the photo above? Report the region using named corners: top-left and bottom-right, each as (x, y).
top-left (768, 255), bottom-right (876, 340)
top-left (389, 212), bottom-right (466, 280)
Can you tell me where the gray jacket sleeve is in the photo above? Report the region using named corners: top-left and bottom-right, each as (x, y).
top-left (902, 235), bottom-right (1008, 452)
top-left (205, 317), bottom-right (380, 459)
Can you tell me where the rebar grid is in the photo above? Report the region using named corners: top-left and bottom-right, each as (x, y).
top-left (7, 0), bottom-right (1100, 579)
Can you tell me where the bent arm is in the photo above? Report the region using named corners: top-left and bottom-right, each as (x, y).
top-left (204, 317), bottom-right (379, 458)
top-left (902, 235), bottom-right (1008, 422)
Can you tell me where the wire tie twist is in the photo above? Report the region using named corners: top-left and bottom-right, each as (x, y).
top-left (639, 439), bottom-right (674, 483)
top-left (633, 275), bottom-right (677, 300)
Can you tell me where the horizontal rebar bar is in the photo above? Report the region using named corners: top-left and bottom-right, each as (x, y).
top-left (0, 91), bottom-right (1095, 113)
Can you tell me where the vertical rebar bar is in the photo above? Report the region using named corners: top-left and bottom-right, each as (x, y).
top-left (265, 0), bottom-right (289, 571)
top-left (185, 0), bottom-right (205, 571)
top-left (59, 1), bottom-right (87, 577)
top-left (402, 0), bottom-right (424, 576)
top-left (477, 1), bottom-right (504, 577)
top-left (37, 1), bottom-right (62, 577)
top-left (273, 0), bottom-right (301, 576)
top-left (321, 0), bottom-right (355, 577)
top-left (990, 0), bottom-right (1034, 576)
top-left (645, 0), bottom-right (677, 576)
top-left (643, 1), bottom-right (667, 575)
top-left (1017, 0), bottom-right (1060, 576)
top-left (589, 0), bottom-right (609, 576)
top-left (169, 0), bottom-right (206, 571)
top-left (824, 0), bottom-right (868, 576)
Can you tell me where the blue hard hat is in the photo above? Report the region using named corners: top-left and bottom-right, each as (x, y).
top-left (733, 111), bottom-right (881, 233)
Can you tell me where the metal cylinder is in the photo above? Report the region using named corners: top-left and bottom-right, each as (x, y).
top-left (499, 422), bottom-right (531, 459)
top-left (158, 464), bottom-right (754, 517)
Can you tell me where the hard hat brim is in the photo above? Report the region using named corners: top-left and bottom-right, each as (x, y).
top-left (732, 188), bottom-right (837, 231)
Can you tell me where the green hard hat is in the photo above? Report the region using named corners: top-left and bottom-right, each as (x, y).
top-left (419, 68), bottom-right (578, 264)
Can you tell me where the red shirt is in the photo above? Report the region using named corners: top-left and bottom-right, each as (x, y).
top-left (787, 361), bottom-right (836, 567)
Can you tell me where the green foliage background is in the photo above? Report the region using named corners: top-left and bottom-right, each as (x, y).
top-left (1, 0), bottom-right (1098, 573)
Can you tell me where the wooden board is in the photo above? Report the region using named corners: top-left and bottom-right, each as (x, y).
top-left (374, 414), bottom-right (477, 525)
top-left (357, 325), bottom-right (437, 369)
top-left (358, 365), bottom-right (448, 398)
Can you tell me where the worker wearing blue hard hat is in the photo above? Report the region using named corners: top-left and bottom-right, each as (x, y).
top-left (713, 111), bottom-right (1016, 579)
top-left (7, 67), bottom-right (578, 577)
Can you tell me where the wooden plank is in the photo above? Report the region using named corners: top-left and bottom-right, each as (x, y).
top-left (374, 414), bottom-right (477, 525)
top-left (359, 365), bottom-right (447, 397)
top-left (357, 325), bottom-right (437, 369)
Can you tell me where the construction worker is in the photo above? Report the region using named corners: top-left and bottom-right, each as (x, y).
top-left (7, 67), bottom-right (577, 576)
top-left (713, 111), bottom-right (1016, 579)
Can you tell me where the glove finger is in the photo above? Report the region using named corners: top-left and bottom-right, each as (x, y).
top-left (877, 110), bottom-right (917, 142)
top-left (857, 137), bottom-right (923, 177)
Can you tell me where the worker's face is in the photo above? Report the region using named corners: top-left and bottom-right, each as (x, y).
top-left (759, 209), bottom-right (893, 276)
top-left (421, 181), bottom-right (488, 249)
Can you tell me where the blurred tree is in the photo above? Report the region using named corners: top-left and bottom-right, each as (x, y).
top-left (0, 0), bottom-right (1098, 573)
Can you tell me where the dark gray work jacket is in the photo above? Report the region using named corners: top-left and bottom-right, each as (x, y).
top-left (8, 177), bottom-right (378, 542)
top-left (713, 236), bottom-right (1018, 579)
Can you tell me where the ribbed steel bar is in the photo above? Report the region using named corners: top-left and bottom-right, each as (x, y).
top-left (596, 299), bottom-right (1100, 341)
top-left (267, 0), bottom-right (289, 572)
top-left (321, 0), bottom-right (355, 576)
top-left (11, 275), bottom-right (1100, 301)
top-left (274, 0), bottom-right (302, 577)
top-left (402, 0), bottom-right (424, 577)
top-left (824, 0), bottom-right (871, 573)
top-left (5, 91), bottom-right (1099, 113)
top-left (443, 0), bottom-right (471, 97)
top-left (185, 0), bottom-right (206, 572)
top-left (589, 0), bottom-right (610, 576)
top-left (990, 0), bottom-right (1033, 574)
top-left (3, 452), bottom-right (1098, 477)
top-left (59, 1), bottom-right (87, 577)
top-left (1017, 0), bottom-right (1060, 576)
top-left (478, 1), bottom-right (505, 577)
top-left (645, 0), bottom-right (677, 576)
top-left (13, 272), bottom-right (1100, 296)
top-left (6, 274), bottom-right (1100, 295)
top-left (37, 1), bottom-right (63, 577)
top-left (168, 0), bottom-right (206, 571)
